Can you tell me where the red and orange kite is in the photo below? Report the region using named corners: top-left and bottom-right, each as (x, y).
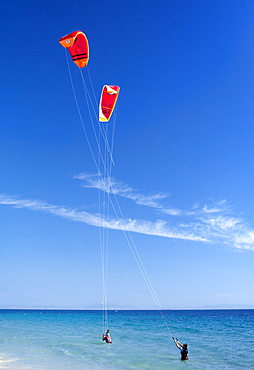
top-left (59, 31), bottom-right (89, 68)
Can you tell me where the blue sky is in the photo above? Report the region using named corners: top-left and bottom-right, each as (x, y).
top-left (1, 0), bottom-right (254, 309)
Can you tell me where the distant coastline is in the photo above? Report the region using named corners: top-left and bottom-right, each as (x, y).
top-left (0, 306), bottom-right (254, 311)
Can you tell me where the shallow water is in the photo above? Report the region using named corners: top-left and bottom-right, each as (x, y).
top-left (0, 309), bottom-right (253, 369)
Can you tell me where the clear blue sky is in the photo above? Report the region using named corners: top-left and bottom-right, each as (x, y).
top-left (1, 0), bottom-right (254, 309)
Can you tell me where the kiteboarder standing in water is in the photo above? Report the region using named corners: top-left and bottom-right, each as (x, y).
top-left (102, 329), bottom-right (112, 343)
top-left (173, 338), bottom-right (188, 360)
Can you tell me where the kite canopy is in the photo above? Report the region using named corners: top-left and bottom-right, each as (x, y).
top-left (99, 85), bottom-right (120, 122)
top-left (58, 31), bottom-right (89, 68)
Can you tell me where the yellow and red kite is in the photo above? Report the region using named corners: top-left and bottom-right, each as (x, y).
top-left (99, 85), bottom-right (120, 122)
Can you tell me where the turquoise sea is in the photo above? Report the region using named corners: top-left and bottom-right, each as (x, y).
top-left (0, 309), bottom-right (253, 369)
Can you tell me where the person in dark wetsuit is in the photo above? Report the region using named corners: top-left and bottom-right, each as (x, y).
top-left (174, 339), bottom-right (188, 360)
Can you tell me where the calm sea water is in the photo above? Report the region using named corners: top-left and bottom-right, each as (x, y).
top-left (0, 309), bottom-right (253, 369)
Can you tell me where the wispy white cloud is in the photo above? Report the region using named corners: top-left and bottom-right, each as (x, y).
top-left (234, 232), bottom-right (254, 250)
top-left (1, 183), bottom-right (254, 251)
top-left (203, 216), bottom-right (240, 230)
top-left (177, 200), bottom-right (253, 249)
top-left (75, 173), bottom-right (182, 214)
top-left (0, 194), bottom-right (205, 242)
top-left (186, 200), bottom-right (227, 216)
top-left (74, 174), bottom-right (254, 251)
